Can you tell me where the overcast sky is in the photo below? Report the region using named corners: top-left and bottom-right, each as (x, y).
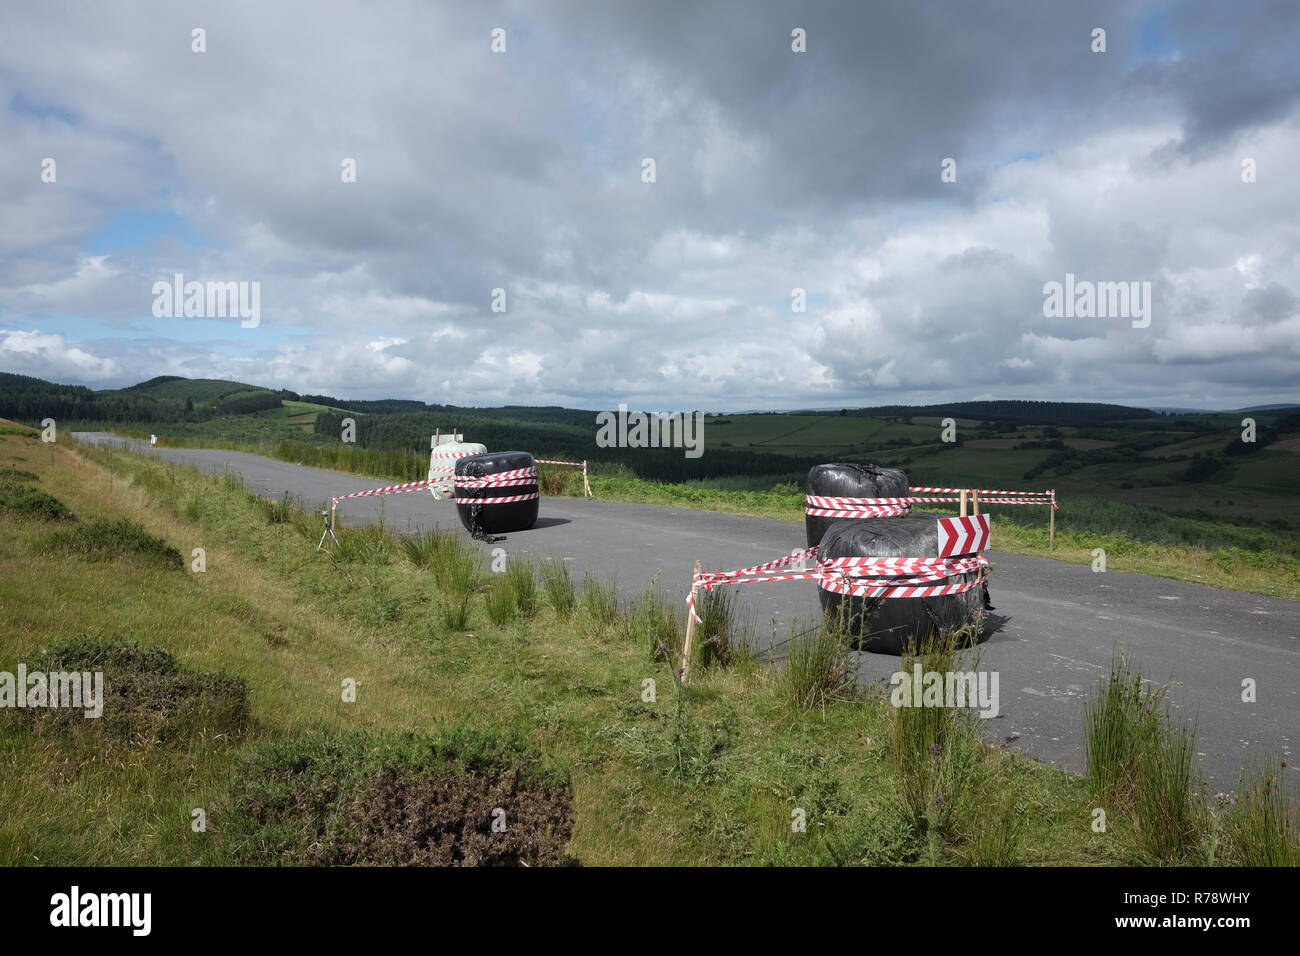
top-left (1, 0), bottom-right (1297, 411)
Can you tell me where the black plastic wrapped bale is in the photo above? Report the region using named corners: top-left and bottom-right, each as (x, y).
top-left (805, 462), bottom-right (910, 547)
top-left (454, 451), bottom-right (539, 537)
top-left (816, 512), bottom-right (987, 655)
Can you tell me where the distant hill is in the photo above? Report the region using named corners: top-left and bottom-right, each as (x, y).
top-left (3, 372), bottom-right (1294, 429)
top-left (0, 372), bottom-right (284, 422)
top-left (1147, 403), bottom-right (1299, 415)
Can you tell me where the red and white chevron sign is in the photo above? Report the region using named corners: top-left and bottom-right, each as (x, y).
top-left (936, 514), bottom-right (990, 557)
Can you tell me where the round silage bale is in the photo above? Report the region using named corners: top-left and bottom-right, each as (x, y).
top-left (454, 451), bottom-right (539, 536)
top-left (805, 462), bottom-right (911, 547)
top-left (816, 512), bottom-right (986, 655)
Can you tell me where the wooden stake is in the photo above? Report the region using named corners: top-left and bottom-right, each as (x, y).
top-left (1049, 493), bottom-right (1056, 551)
top-left (680, 559), bottom-right (701, 685)
top-left (973, 492), bottom-right (979, 516)
top-left (960, 489), bottom-right (968, 518)
top-left (434, 428), bottom-right (440, 448)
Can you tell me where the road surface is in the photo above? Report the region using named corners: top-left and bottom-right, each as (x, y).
top-left (74, 433), bottom-right (1299, 788)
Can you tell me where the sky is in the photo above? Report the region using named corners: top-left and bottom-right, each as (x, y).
top-left (0, 0), bottom-right (1297, 411)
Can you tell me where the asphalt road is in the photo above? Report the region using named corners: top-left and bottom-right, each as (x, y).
top-left (75, 433), bottom-right (1299, 787)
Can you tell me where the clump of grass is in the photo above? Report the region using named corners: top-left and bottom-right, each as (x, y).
top-left (1220, 759), bottom-right (1299, 866)
top-left (2, 467), bottom-right (39, 482)
top-left (1084, 648), bottom-right (1166, 808)
top-left (333, 521), bottom-right (398, 566)
top-left (623, 582), bottom-right (680, 662)
top-left (540, 557), bottom-right (575, 618)
top-left (290, 504), bottom-right (326, 542)
top-left (1132, 715), bottom-right (1201, 862)
top-left (691, 586), bottom-right (754, 670)
top-left (429, 531), bottom-right (473, 589)
top-left (42, 517), bottom-right (181, 569)
top-left (886, 630), bottom-right (984, 842)
top-left (485, 572), bottom-right (518, 627)
top-left (782, 613), bottom-right (856, 711)
top-left (960, 787), bottom-right (1029, 866)
top-left (579, 571), bottom-right (619, 632)
top-left (400, 527), bottom-right (453, 569)
top-left (258, 491), bottom-right (296, 524)
top-left (221, 727), bottom-right (574, 866)
top-left (13, 637), bottom-right (249, 746)
top-left (505, 558), bottom-right (538, 617)
top-left (1085, 648), bottom-right (1205, 862)
top-left (0, 478), bottom-right (75, 521)
top-left (435, 539), bottom-right (482, 630)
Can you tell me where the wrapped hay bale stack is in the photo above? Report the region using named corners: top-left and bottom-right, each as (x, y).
top-left (454, 451), bottom-right (539, 537)
top-left (429, 437), bottom-right (487, 500)
top-left (805, 462), bottom-right (910, 547)
top-left (816, 512), bottom-right (986, 655)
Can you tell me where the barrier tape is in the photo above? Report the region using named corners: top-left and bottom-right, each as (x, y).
top-left (453, 466), bottom-right (540, 505)
top-left (457, 492), bottom-right (540, 505)
top-left (804, 486), bottom-right (1057, 518)
top-left (334, 478), bottom-right (434, 502)
top-left (331, 478), bottom-right (438, 513)
top-left (454, 466), bottom-right (538, 489)
top-left (910, 487), bottom-right (1058, 510)
top-left (685, 545), bottom-right (989, 623)
top-left (535, 458), bottom-right (594, 498)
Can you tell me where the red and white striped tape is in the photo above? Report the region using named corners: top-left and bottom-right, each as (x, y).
top-left (685, 545), bottom-right (989, 623)
top-left (454, 466), bottom-right (540, 505)
top-left (454, 466), bottom-right (538, 489)
top-left (459, 492), bottom-right (540, 504)
top-left (534, 458), bottom-right (594, 498)
top-left (910, 487), bottom-right (1058, 509)
top-left (805, 495), bottom-right (911, 518)
top-left (804, 486), bottom-right (1057, 518)
top-left (332, 478), bottom-right (436, 509)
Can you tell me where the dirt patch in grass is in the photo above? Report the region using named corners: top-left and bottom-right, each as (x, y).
top-left (224, 729), bottom-right (575, 866)
top-left (42, 516), bottom-right (182, 569)
top-left (7, 637), bottom-right (249, 746)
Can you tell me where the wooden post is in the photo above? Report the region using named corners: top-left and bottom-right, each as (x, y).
top-left (680, 559), bottom-right (701, 685)
top-left (960, 489), bottom-right (968, 518)
top-left (434, 427), bottom-right (440, 448)
top-left (1049, 492), bottom-right (1056, 551)
top-left (972, 491), bottom-right (979, 516)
